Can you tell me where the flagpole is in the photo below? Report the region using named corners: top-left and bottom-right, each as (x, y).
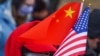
top-left (78, 0), bottom-right (84, 18)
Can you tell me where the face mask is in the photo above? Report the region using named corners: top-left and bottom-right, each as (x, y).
top-left (19, 5), bottom-right (34, 16)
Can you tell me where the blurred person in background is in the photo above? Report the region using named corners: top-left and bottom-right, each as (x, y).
top-left (0, 0), bottom-right (36, 56)
top-left (43, 0), bottom-right (60, 14)
top-left (48, 0), bottom-right (59, 14)
top-left (0, 0), bottom-right (10, 11)
top-left (86, 9), bottom-right (100, 56)
top-left (0, 0), bottom-right (13, 56)
top-left (5, 0), bottom-right (56, 56)
top-left (31, 0), bottom-right (48, 21)
top-left (11, 0), bottom-right (36, 26)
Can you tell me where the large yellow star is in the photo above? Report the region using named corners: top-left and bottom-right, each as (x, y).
top-left (65, 7), bottom-right (75, 18)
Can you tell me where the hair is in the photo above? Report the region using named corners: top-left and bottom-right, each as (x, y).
top-left (88, 9), bottom-right (100, 38)
top-left (11, 0), bottom-right (24, 11)
top-left (33, 0), bottom-right (47, 13)
top-left (31, 0), bottom-right (48, 21)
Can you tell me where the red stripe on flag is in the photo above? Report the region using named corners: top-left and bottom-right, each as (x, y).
top-left (55, 36), bottom-right (86, 54)
top-left (58, 44), bottom-right (86, 55)
top-left (70, 51), bottom-right (85, 56)
top-left (62, 31), bottom-right (76, 43)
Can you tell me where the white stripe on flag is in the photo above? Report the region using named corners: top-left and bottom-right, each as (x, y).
top-left (62, 30), bottom-right (75, 43)
top-left (56, 32), bottom-right (87, 52)
top-left (62, 47), bottom-right (86, 56)
top-left (63, 32), bottom-right (87, 46)
top-left (66, 30), bottom-right (75, 38)
top-left (55, 39), bottom-right (86, 56)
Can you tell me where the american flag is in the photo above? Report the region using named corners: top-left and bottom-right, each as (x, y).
top-left (54, 7), bottom-right (90, 56)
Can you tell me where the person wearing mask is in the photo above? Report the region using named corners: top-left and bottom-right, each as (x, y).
top-left (11, 0), bottom-right (36, 26)
top-left (86, 9), bottom-right (100, 56)
top-left (0, 0), bottom-right (35, 56)
top-left (5, 1), bottom-right (56, 56)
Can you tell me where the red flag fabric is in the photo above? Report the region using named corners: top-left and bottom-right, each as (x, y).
top-left (5, 21), bottom-right (56, 56)
top-left (54, 7), bottom-right (90, 56)
top-left (19, 2), bottom-right (83, 45)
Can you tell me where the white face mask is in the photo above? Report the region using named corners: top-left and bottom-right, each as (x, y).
top-left (18, 5), bottom-right (34, 16)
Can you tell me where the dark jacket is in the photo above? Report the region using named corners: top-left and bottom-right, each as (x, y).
top-left (85, 48), bottom-right (97, 56)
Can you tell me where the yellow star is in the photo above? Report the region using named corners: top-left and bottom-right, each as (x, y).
top-left (65, 7), bottom-right (75, 18)
top-left (56, 19), bottom-right (59, 23)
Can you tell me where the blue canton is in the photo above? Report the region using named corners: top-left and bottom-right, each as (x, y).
top-left (73, 7), bottom-right (90, 33)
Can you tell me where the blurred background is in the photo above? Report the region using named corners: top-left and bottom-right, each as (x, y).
top-left (58, 0), bottom-right (100, 11)
top-left (0, 0), bottom-right (100, 56)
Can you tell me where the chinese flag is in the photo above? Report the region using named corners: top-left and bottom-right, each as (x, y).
top-left (19, 2), bottom-right (83, 45)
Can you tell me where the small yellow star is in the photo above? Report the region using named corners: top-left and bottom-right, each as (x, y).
top-left (65, 7), bottom-right (75, 18)
top-left (56, 19), bottom-right (59, 23)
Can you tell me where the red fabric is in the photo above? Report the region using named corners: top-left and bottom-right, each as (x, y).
top-left (24, 42), bottom-right (56, 53)
top-left (5, 21), bottom-right (56, 56)
top-left (19, 2), bottom-right (82, 45)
